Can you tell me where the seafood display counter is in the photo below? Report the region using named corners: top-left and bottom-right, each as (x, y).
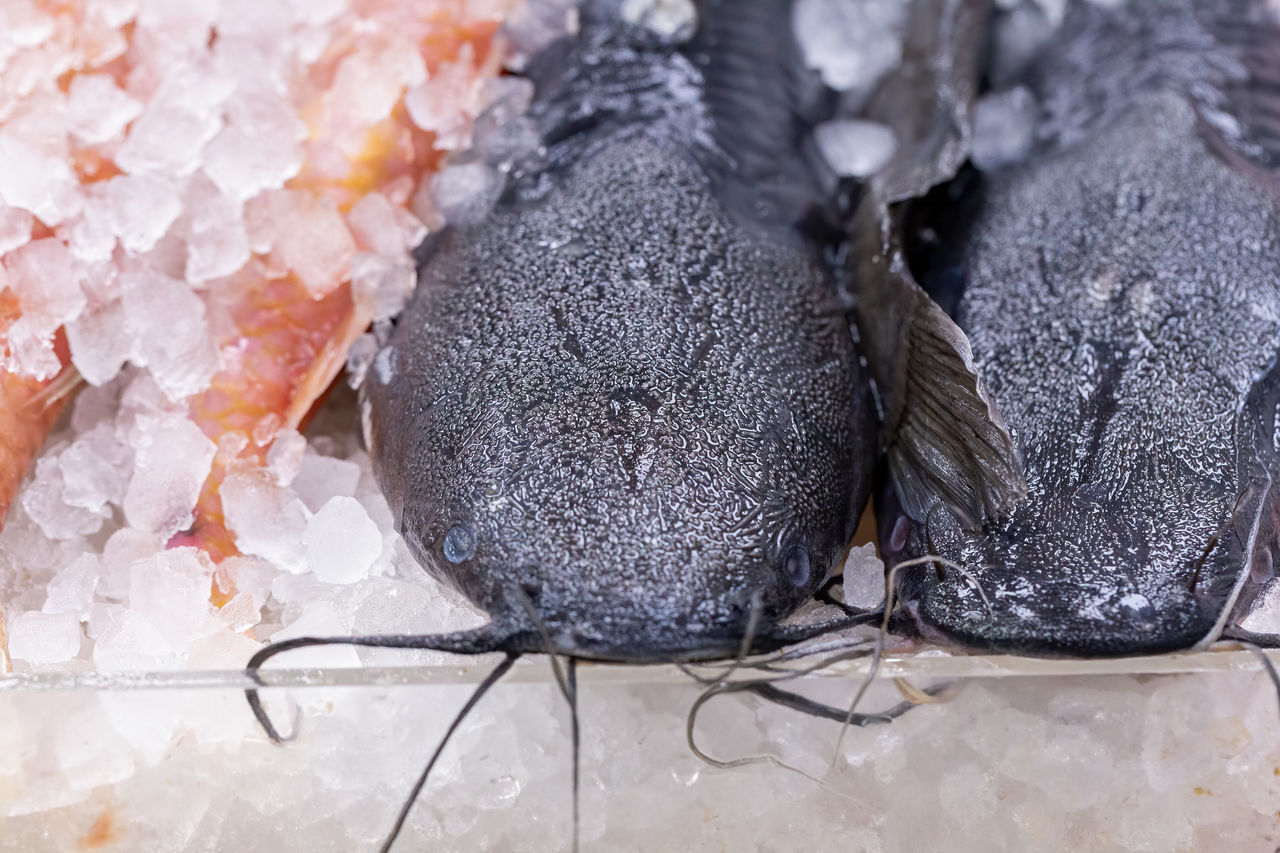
top-left (2, 649), bottom-right (1279, 852)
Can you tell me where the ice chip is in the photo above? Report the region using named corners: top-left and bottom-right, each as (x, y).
top-left (9, 611), bottom-right (82, 665)
top-left (269, 601), bottom-right (361, 669)
top-left (431, 162), bottom-right (504, 226)
top-left (621, 0), bottom-right (697, 41)
top-left (43, 553), bottom-right (101, 620)
top-left (292, 453), bottom-right (363, 514)
top-left (59, 423), bottom-right (132, 513)
top-left (67, 298), bottom-right (130, 386)
top-left (66, 73), bottom-right (143, 144)
top-left (345, 333), bottom-right (378, 391)
top-left (305, 496), bottom-right (383, 584)
top-left (404, 46), bottom-right (481, 149)
top-left (121, 271), bottom-right (219, 399)
top-left (346, 193), bottom-right (404, 256)
top-left (221, 469), bottom-right (311, 573)
top-left (201, 98), bottom-right (305, 202)
top-left (3, 238), bottom-right (87, 328)
top-left (245, 190), bottom-right (355, 295)
top-left (183, 186), bottom-right (251, 283)
top-left (266, 427), bottom-right (307, 485)
top-left (793, 0), bottom-right (905, 93)
top-left (22, 454), bottom-right (110, 539)
top-left (115, 101), bottom-right (221, 178)
top-left (842, 543), bottom-right (886, 610)
top-left (0, 134), bottom-right (82, 225)
top-left (813, 119), bottom-right (897, 178)
top-left (214, 557), bottom-right (274, 613)
top-left (0, 204), bottom-right (33, 254)
top-left (103, 173), bottom-right (183, 254)
top-left (971, 86), bottom-right (1039, 171)
top-left (216, 591), bottom-right (262, 633)
top-left (128, 548), bottom-right (217, 648)
top-left (122, 413), bottom-right (217, 539)
top-left (350, 252), bottom-right (415, 322)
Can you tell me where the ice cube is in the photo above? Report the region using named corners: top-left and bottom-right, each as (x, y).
top-left (182, 182), bottom-right (250, 283)
top-left (103, 173), bottom-right (183, 254)
top-left (621, 0), bottom-right (697, 41)
top-left (66, 298), bottom-right (130, 386)
top-left (127, 548), bottom-right (217, 649)
top-left (0, 204), bottom-right (32, 254)
top-left (216, 554), bottom-right (277, 610)
top-left (22, 454), bottom-right (110, 540)
top-left (216, 591), bottom-right (262, 633)
top-left (8, 610), bottom-right (82, 665)
top-left (221, 469), bottom-right (311, 573)
top-left (244, 190), bottom-right (355, 296)
top-left (3, 238), bottom-right (88, 332)
top-left (793, 0), bottom-right (905, 93)
top-left (291, 453), bottom-right (363, 514)
top-left (42, 553), bottom-right (101, 621)
top-left (0, 133), bottom-right (82, 225)
top-left (121, 271), bottom-right (220, 399)
top-left (268, 601), bottom-right (361, 669)
top-left (59, 423), bottom-right (132, 514)
top-left (305, 496), bottom-right (383, 585)
top-left (430, 162), bottom-right (504, 226)
top-left (201, 91), bottom-right (305, 202)
top-left (350, 252), bottom-right (415, 322)
top-left (344, 333), bottom-right (378, 391)
top-left (813, 119), bottom-right (897, 178)
top-left (842, 543), bottom-right (886, 610)
top-left (65, 192), bottom-right (117, 263)
top-left (96, 527), bottom-right (165, 601)
top-left (122, 412), bottom-right (217, 539)
top-left (971, 87), bottom-right (1038, 171)
top-left (502, 0), bottom-right (580, 68)
top-left (346, 193), bottom-right (404, 256)
top-left (66, 73), bottom-right (144, 145)
top-left (328, 45), bottom-right (418, 126)
top-left (404, 46), bottom-right (480, 149)
top-left (266, 428), bottom-right (307, 486)
top-left (115, 101), bottom-right (221, 178)
top-left (53, 700), bottom-right (136, 790)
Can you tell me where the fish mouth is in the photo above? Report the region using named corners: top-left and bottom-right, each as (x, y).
top-left (896, 540), bottom-right (1238, 658)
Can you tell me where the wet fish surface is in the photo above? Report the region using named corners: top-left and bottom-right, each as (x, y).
top-left (887, 0), bottom-right (1280, 655)
top-left (357, 0), bottom-right (874, 662)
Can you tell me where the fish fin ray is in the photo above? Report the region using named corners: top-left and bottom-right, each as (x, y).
top-left (887, 266), bottom-right (1026, 529)
top-left (1194, 2), bottom-right (1280, 179)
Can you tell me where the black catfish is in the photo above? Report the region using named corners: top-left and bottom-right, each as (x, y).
top-left (246, 0), bottom-right (878, 845)
top-left (885, 0), bottom-right (1280, 655)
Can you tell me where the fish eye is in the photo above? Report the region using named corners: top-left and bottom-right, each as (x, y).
top-left (442, 522), bottom-right (477, 563)
top-left (783, 543), bottom-right (810, 587)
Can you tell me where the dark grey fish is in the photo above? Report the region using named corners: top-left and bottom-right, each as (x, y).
top-left (339, 0), bottom-right (874, 664)
top-left (886, 0), bottom-right (1280, 655)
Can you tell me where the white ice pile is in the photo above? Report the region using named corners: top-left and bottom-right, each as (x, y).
top-left (2, 664), bottom-right (1279, 850)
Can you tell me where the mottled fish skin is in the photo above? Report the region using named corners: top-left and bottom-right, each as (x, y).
top-left (887, 0), bottom-right (1280, 656)
top-left (362, 2), bottom-right (873, 662)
